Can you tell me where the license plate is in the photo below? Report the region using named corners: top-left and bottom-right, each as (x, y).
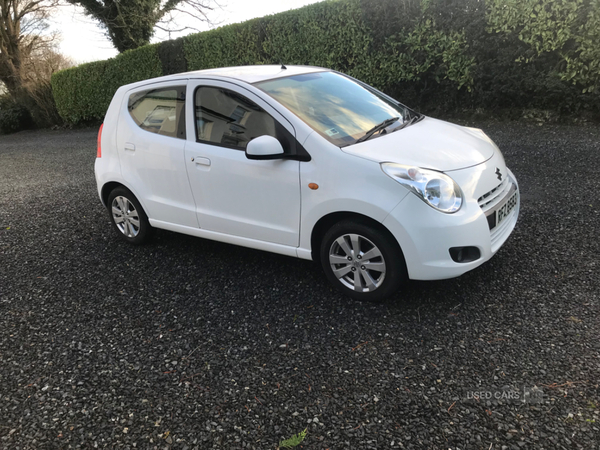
top-left (497, 191), bottom-right (518, 226)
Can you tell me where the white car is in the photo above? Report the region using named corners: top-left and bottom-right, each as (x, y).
top-left (95, 65), bottom-right (519, 301)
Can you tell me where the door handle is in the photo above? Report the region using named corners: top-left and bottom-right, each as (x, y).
top-left (194, 157), bottom-right (211, 166)
top-left (124, 142), bottom-right (136, 152)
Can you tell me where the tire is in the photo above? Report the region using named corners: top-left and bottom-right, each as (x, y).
top-left (320, 220), bottom-right (407, 302)
top-left (107, 187), bottom-right (153, 245)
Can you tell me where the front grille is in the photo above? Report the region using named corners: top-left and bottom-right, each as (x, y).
top-left (490, 203), bottom-right (517, 251)
top-left (477, 177), bottom-right (510, 213)
top-left (477, 174), bottom-right (519, 251)
top-left (472, 167), bottom-right (519, 252)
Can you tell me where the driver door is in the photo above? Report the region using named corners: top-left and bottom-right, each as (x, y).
top-left (184, 80), bottom-right (301, 247)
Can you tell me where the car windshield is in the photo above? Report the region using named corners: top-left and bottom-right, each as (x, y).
top-left (255, 71), bottom-right (411, 146)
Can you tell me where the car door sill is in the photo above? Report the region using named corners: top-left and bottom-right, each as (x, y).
top-left (149, 219), bottom-right (306, 259)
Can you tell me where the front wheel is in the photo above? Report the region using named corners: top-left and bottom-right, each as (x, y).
top-left (320, 220), bottom-right (407, 302)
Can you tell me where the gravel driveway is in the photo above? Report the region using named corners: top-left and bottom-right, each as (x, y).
top-left (1, 123), bottom-right (599, 449)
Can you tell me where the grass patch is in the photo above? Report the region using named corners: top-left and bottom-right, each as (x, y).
top-left (279, 428), bottom-right (307, 448)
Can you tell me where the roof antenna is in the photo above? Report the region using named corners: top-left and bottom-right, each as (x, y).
top-left (259, 19), bottom-right (286, 70)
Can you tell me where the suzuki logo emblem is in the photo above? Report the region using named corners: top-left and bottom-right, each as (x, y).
top-left (495, 167), bottom-right (502, 181)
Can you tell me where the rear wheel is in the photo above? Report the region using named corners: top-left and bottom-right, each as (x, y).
top-left (320, 220), bottom-right (407, 302)
top-left (107, 187), bottom-right (152, 245)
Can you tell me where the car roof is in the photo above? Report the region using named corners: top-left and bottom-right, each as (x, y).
top-left (125, 65), bottom-right (328, 90)
top-left (187, 65), bottom-right (328, 83)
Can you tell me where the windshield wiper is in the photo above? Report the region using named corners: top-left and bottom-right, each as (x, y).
top-left (393, 112), bottom-right (424, 133)
top-left (355, 116), bottom-right (400, 144)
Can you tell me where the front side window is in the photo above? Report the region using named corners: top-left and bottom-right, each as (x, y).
top-left (256, 71), bottom-right (410, 147)
top-left (194, 86), bottom-right (277, 149)
top-left (128, 86), bottom-right (186, 139)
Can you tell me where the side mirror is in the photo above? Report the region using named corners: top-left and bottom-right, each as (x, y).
top-left (245, 135), bottom-right (285, 160)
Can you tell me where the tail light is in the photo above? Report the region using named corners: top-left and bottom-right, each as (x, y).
top-left (97, 124), bottom-right (103, 158)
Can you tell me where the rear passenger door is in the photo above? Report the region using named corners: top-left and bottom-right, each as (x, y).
top-left (184, 80), bottom-right (301, 247)
top-left (117, 81), bottom-right (198, 228)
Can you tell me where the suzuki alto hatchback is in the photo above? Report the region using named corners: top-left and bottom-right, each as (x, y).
top-left (95, 65), bottom-right (520, 301)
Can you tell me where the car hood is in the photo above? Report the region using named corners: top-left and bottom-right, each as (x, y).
top-left (341, 117), bottom-right (496, 172)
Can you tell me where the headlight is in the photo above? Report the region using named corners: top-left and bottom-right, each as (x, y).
top-left (381, 163), bottom-right (463, 213)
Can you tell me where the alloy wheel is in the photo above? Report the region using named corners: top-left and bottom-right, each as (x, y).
top-left (111, 196), bottom-right (140, 238)
top-left (328, 233), bottom-right (386, 292)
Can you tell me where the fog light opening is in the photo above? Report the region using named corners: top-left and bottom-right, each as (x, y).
top-left (449, 246), bottom-right (481, 263)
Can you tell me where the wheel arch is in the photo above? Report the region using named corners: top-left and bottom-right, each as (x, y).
top-left (100, 181), bottom-right (148, 215)
top-left (101, 181), bottom-right (125, 207)
top-left (310, 211), bottom-right (404, 264)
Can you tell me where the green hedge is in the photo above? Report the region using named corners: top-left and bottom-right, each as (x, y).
top-left (0, 95), bottom-right (34, 134)
top-left (52, 0), bottom-right (600, 125)
top-left (52, 45), bottom-right (162, 124)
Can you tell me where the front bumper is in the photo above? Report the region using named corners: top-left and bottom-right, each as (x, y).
top-left (383, 168), bottom-right (519, 281)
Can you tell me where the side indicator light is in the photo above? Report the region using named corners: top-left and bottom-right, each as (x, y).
top-left (308, 183), bottom-right (319, 190)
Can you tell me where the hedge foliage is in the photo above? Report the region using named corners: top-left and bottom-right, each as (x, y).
top-left (487, 0), bottom-right (600, 93)
top-left (52, 0), bottom-right (600, 125)
top-left (0, 95), bottom-right (33, 134)
top-left (52, 45), bottom-right (162, 124)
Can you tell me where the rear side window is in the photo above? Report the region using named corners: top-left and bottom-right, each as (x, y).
top-left (194, 86), bottom-right (277, 149)
top-left (128, 86), bottom-right (186, 139)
